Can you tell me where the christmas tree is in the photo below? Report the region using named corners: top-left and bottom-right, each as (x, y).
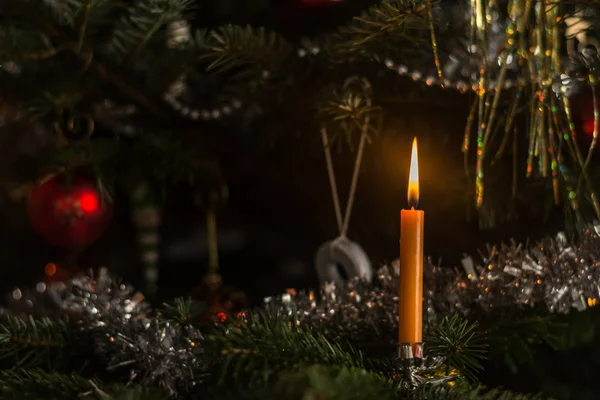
top-left (1, 0), bottom-right (600, 398)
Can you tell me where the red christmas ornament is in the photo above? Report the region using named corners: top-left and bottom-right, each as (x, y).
top-left (27, 172), bottom-right (113, 248)
top-left (570, 86), bottom-right (599, 138)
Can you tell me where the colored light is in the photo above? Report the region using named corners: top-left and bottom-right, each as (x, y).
top-left (80, 192), bottom-right (99, 212)
top-left (585, 118), bottom-right (595, 137)
top-left (45, 263), bottom-right (57, 276)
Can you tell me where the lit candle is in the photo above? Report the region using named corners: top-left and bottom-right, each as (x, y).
top-left (399, 137), bottom-right (424, 352)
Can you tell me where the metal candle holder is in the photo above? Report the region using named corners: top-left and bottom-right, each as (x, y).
top-left (397, 342), bottom-right (455, 391)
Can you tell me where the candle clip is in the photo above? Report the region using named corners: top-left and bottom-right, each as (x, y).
top-left (399, 342), bottom-right (413, 360)
top-left (395, 342), bottom-right (455, 391)
top-left (398, 343), bottom-right (424, 361)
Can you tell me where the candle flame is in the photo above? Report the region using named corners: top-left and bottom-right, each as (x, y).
top-left (408, 137), bottom-right (419, 207)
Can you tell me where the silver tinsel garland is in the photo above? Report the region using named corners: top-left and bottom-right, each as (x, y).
top-left (2, 224), bottom-right (600, 393)
top-left (265, 224), bottom-right (600, 342)
top-left (1, 269), bottom-right (203, 394)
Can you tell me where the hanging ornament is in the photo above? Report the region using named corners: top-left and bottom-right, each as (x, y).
top-left (27, 171), bottom-right (113, 248)
top-left (194, 182), bottom-right (229, 280)
top-left (315, 77), bottom-right (373, 285)
top-left (131, 182), bottom-right (162, 295)
top-left (315, 237), bottom-right (371, 284)
top-left (568, 85), bottom-right (600, 139)
top-left (194, 181), bottom-right (246, 316)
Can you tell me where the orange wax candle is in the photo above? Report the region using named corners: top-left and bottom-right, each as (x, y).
top-left (399, 137), bottom-right (424, 347)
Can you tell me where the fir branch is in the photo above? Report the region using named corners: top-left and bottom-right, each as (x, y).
top-left (205, 312), bottom-right (363, 387)
top-left (63, 0), bottom-right (117, 32)
top-left (417, 384), bottom-right (548, 400)
top-left (0, 315), bottom-right (69, 369)
top-left (318, 79), bottom-right (381, 150)
top-left (0, 0), bottom-right (64, 34)
top-left (1, 1), bottom-right (171, 120)
top-left (49, 137), bottom-right (120, 170)
top-left (88, 383), bottom-right (170, 400)
top-left (196, 25), bottom-right (292, 74)
top-left (0, 24), bottom-right (57, 60)
top-left (0, 369), bottom-right (170, 400)
top-left (87, 59), bottom-right (170, 120)
top-left (3, 43), bottom-right (74, 61)
top-left (0, 369), bottom-right (92, 400)
top-left (160, 297), bottom-right (207, 324)
top-left (333, 0), bottom-right (429, 58)
top-left (425, 315), bottom-right (488, 381)
top-left (484, 309), bottom-right (567, 372)
top-left (124, 133), bottom-right (218, 184)
top-left (76, 0), bottom-right (91, 52)
top-left (62, 0), bottom-right (121, 46)
top-left (272, 364), bottom-right (395, 400)
top-left (105, 0), bottom-right (195, 62)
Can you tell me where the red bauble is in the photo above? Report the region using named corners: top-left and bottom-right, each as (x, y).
top-left (27, 172), bottom-right (113, 248)
top-left (570, 86), bottom-right (599, 138)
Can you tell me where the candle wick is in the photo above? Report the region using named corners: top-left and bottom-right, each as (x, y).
top-left (411, 206), bottom-right (415, 211)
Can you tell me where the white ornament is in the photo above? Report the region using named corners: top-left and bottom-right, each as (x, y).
top-left (315, 237), bottom-right (372, 284)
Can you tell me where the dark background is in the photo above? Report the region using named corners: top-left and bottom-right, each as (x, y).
top-left (0, 0), bottom-right (585, 304)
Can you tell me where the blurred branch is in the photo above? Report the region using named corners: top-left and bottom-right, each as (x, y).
top-left (0, 315), bottom-right (69, 370)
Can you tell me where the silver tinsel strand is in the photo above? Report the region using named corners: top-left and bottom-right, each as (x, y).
top-left (1, 269), bottom-right (203, 394)
top-left (265, 225), bottom-right (600, 340)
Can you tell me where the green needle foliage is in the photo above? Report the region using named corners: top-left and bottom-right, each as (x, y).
top-left (272, 364), bottom-right (395, 400)
top-left (160, 297), bottom-right (207, 324)
top-left (334, 0), bottom-right (429, 58)
top-left (105, 0), bottom-right (195, 62)
top-left (0, 369), bottom-right (93, 400)
top-left (0, 369), bottom-right (170, 400)
top-left (197, 25), bottom-right (292, 74)
top-left (0, 315), bottom-right (69, 370)
top-left (483, 308), bottom-right (567, 373)
top-left (425, 315), bottom-right (488, 381)
top-left (88, 384), bottom-right (170, 400)
top-left (417, 385), bottom-right (549, 400)
top-left (204, 312), bottom-right (363, 387)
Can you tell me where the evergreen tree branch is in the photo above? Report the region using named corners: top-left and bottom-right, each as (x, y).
top-left (425, 315), bottom-right (488, 381)
top-left (1, 43), bottom-right (74, 61)
top-left (204, 364), bottom-right (395, 400)
top-left (0, 0), bottom-right (62, 36)
top-left (318, 78), bottom-right (381, 149)
top-left (87, 58), bottom-right (170, 120)
top-left (0, 369), bottom-right (92, 400)
top-left (0, 23), bottom-right (58, 61)
top-left (417, 384), bottom-right (548, 400)
top-left (0, 315), bottom-right (69, 370)
top-left (196, 25), bottom-right (292, 75)
top-left (76, 0), bottom-right (92, 52)
top-left (160, 297), bottom-right (207, 324)
top-left (105, 0), bottom-right (195, 62)
top-left (484, 309), bottom-right (567, 372)
top-left (273, 364), bottom-right (394, 400)
top-left (1, 1), bottom-right (171, 121)
top-left (333, 0), bottom-right (429, 58)
top-left (63, 0), bottom-right (118, 31)
top-left (0, 369), bottom-right (170, 400)
top-left (204, 312), bottom-right (363, 387)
